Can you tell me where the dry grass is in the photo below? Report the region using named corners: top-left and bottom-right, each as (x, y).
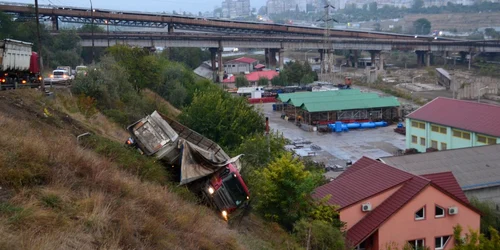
top-left (0, 89), bottom-right (299, 250)
top-left (142, 89), bottom-right (182, 118)
top-left (0, 113), bottom-right (241, 249)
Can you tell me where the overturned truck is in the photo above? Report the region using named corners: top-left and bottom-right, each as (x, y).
top-left (126, 111), bottom-right (250, 219)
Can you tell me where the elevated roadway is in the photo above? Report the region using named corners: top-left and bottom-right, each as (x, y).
top-left (74, 32), bottom-right (500, 53)
top-left (0, 2), bottom-right (452, 40)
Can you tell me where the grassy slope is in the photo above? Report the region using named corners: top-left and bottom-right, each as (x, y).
top-left (0, 89), bottom-right (299, 250)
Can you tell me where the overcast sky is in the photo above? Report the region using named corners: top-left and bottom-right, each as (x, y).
top-left (7, 0), bottom-right (266, 14)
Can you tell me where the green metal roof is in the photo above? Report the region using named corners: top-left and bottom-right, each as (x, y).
top-left (277, 89), bottom-right (361, 103)
top-left (288, 93), bottom-right (381, 106)
top-left (300, 97), bottom-right (400, 112)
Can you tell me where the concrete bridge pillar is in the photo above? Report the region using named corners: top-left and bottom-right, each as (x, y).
top-left (415, 51), bottom-right (426, 67)
top-left (379, 52), bottom-right (385, 71)
top-left (217, 46), bottom-right (224, 83)
top-left (269, 49), bottom-right (279, 69)
top-left (353, 50), bottom-right (359, 68)
top-left (209, 48), bottom-right (218, 82)
top-left (426, 52), bottom-right (431, 67)
top-left (369, 50), bottom-right (380, 69)
top-left (443, 51), bottom-right (448, 66)
top-left (318, 49), bottom-right (325, 74)
top-left (327, 49), bottom-right (334, 73)
top-left (168, 25), bottom-right (174, 34)
top-left (51, 15), bottom-right (59, 31)
top-left (265, 49), bottom-right (270, 68)
top-left (279, 49), bottom-right (284, 70)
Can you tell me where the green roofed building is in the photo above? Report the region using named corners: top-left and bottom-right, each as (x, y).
top-left (276, 90), bottom-right (400, 125)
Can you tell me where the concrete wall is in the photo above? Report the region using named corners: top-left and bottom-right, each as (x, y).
top-left (225, 62), bottom-right (251, 74)
top-left (406, 118), bottom-right (500, 152)
top-left (466, 186), bottom-right (500, 207)
top-left (452, 77), bottom-right (499, 100)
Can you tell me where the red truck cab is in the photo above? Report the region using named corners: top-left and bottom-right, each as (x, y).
top-left (206, 163), bottom-right (250, 219)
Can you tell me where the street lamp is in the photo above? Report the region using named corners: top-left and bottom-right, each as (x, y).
top-left (340, 63), bottom-right (347, 74)
top-left (105, 20), bottom-right (109, 47)
top-left (90, 0), bottom-right (95, 63)
top-left (412, 75), bottom-right (422, 84)
top-left (304, 50), bottom-right (313, 63)
top-left (478, 86), bottom-right (489, 103)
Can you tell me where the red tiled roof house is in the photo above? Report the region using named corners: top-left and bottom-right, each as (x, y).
top-left (405, 97), bottom-right (500, 152)
top-left (313, 157), bottom-right (480, 250)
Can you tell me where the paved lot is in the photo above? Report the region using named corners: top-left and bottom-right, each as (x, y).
top-left (259, 102), bottom-right (406, 172)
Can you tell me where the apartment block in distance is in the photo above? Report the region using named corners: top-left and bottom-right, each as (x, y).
top-left (405, 97), bottom-right (500, 152)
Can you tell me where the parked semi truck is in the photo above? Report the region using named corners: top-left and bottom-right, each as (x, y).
top-left (0, 39), bottom-right (41, 89)
top-left (126, 111), bottom-right (250, 219)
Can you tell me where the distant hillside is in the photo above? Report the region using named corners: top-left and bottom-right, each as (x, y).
top-left (360, 12), bottom-right (500, 32)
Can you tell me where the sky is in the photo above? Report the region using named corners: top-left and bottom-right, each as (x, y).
top-left (8, 0), bottom-right (267, 14)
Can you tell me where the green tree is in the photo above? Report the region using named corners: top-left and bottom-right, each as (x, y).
top-left (162, 48), bottom-right (210, 69)
top-left (234, 131), bottom-right (288, 171)
top-left (180, 87), bottom-right (265, 150)
top-left (413, 18), bottom-right (431, 35)
top-left (0, 11), bottom-right (16, 39)
top-left (77, 24), bottom-right (105, 33)
top-left (412, 0), bottom-right (424, 10)
top-left (108, 45), bottom-right (161, 92)
top-left (257, 76), bottom-right (269, 86)
top-left (235, 75), bottom-right (249, 87)
top-left (452, 224), bottom-right (500, 250)
top-left (271, 75), bottom-right (287, 86)
top-left (294, 219), bottom-right (345, 250)
top-left (470, 197), bottom-right (500, 237)
top-left (253, 153), bottom-right (323, 229)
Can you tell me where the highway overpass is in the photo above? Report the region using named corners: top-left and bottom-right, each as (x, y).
top-left (0, 2), bottom-right (453, 40)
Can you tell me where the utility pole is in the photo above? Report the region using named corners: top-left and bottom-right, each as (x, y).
top-left (34, 0), bottom-right (45, 92)
top-left (317, 2), bottom-right (337, 81)
top-left (90, 0), bottom-right (95, 63)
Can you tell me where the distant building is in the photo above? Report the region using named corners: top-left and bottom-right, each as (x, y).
top-left (381, 144), bottom-right (500, 206)
top-left (313, 156), bottom-right (481, 249)
top-left (223, 57), bottom-right (258, 74)
top-left (221, 0), bottom-right (250, 18)
top-left (223, 70), bottom-right (279, 85)
top-left (266, 0), bottom-right (306, 14)
top-left (405, 97), bottom-right (500, 152)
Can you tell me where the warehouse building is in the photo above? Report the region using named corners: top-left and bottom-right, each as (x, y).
top-left (405, 97), bottom-right (500, 152)
top-left (380, 144), bottom-right (500, 206)
top-left (276, 90), bottom-right (400, 125)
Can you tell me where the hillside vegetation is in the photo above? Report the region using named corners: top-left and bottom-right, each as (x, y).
top-left (0, 89), bottom-right (297, 249)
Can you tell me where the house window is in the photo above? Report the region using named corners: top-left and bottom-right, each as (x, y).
top-left (408, 239), bottom-right (425, 250)
top-left (431, 125), bottom-right (447, 134)
top-left (412, 135), bottom-right (418, 144)
top-left (431, 140), bottom-right (438, 149)
top-left (441, 142), bottom-right (447, 150)
top-left (453, 129), bottom-right (471, 140)
top-left (435, 205), bottom-right (445, 218)
top-left (477, 134), bottom-right (497, 145)
top-left (415, 207), bottom-right (425, 220)
top-left (412, 121), bottom-right (425, 129)
top-left (435, 236), bottom-right (450, 249)
top-left (420, 137), bottom-right (426, 146)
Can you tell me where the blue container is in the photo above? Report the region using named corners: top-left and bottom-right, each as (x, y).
top-left (397, 122), bottom-right (404, 128)
top-left (346, 122), bottom-right (361, 129)
top-left (272, 104), bottom-right (276, 111)
top-left (374, 121), bottom-right (388, 127)
top-left (360, 122), bottom-right (376, 129)
top-left (335, 121), bottom-right (343, 133)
